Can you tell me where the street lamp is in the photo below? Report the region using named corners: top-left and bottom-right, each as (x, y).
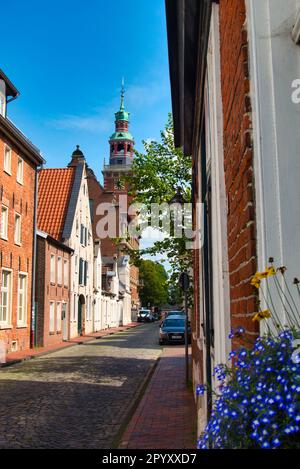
top-left (169, 186), bottom-right (185, 206)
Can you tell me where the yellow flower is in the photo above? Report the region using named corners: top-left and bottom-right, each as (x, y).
top-left (265, 267), bottom-right (276, 277)
top-left (256, 271), bottom-right (268, 280)
top-left (252, 310), bottom-right (271, 322)
top-left (252, 267), bottom-right (276, 284)
top-left (251, 276), bottom-right (261, 289)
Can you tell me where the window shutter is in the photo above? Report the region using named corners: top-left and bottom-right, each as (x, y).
top-left (84, 261), bottom-right (88, 286)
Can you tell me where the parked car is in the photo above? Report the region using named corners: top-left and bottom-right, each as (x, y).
top-left (153, 311), bottom-right (161, 321)
top-left (166, 310), bottom-right (186, 318)
top-left (159, 315), bottom-right (191, 345)
top-left (137, 309), bottom-right (155, 323)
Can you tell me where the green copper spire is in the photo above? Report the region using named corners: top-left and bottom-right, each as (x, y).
top-left (120, 77), bottom-right (125, 111)
top-left (115, 78), bottom-right (129, 122)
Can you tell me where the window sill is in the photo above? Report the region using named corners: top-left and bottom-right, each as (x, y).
top-left (16, 180), bottom-right (23, 186)
top-left (14, 241), bottom-right (22, 247)
top-left (0, 236), bottom-right (8, 241)
top-left (0, 324), bottom-right (13, 330)
top-left (17, 324), bottom-right (28, 329)
top-left (4, 169), bottom-right (12, 176)
top-left (49, 332), bottom-right (55, 335)
top-left (56, 331), bottom-right (62, 334)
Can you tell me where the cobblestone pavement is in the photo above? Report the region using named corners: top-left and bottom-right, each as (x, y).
top-left (0, 323), bottom-right (161, 449)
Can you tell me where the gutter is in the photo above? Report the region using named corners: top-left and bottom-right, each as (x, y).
top-left (30, 166), bottom-right (41, 348)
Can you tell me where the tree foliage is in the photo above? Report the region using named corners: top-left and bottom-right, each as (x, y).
top-left (124, 115), bottom-right (193, 284)
top-left (139, 260), bottom-right (168, 307)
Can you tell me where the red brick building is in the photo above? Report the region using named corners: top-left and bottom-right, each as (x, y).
top-left (35, 231), bottom-right (73, 347)
top-left (0, 69), bottom-right (44, 355)
top-left (166, 0), bottom-right (300, 435)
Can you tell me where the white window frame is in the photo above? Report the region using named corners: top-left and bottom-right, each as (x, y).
top-left (1, 205), bottom-right (8, 240)
top-left (49, 301), bottom-right (55, 333)
top-left (50, 254), bottom-right (56, 283)
top-left (4, 145), bottom-right (12, 175)
top-left (56, 302), bottom-right (62, 332)
top-left (17, 156), bottom-right (24, 184)
top-left (57, 256), bottom-right (62, 285)
top-left (14, 212), bottom-right (22, 245)
top-left (17, 272), bottom-right (28, 326)
top-left (0, 269), bottom-right (13, 327)
top-left (63, 259), bottom-right (68, 287)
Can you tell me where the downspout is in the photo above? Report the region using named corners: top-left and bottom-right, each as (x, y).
top-left (30, 166), bottom-right (40, 348)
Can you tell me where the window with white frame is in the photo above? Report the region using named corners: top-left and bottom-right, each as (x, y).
top-left (14, 213), bottom-right (21, 245)
top-left (4, 145), bottom-right (11, 174)
top-left (56, 302), bottom-right (62, 332)
top-left (17, 157), bottom-right (24, 184)
top-left (17, 273), bottom-right (27, 325)
top-left (1, 205), bottom-right (8, 239)
top-left (0, 269), bottom-right (12, 326)
top-left (57, 256), bottom-right (62, 285)
top-left (50, 254), bottom-right (56, 283)
top-left (49, 302), bottom-right (55, 333)
top-left (64, 259), bottom-right (68, 287)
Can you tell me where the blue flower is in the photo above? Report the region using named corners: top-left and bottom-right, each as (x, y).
top-left (196, 384), bottom-right (205, 396)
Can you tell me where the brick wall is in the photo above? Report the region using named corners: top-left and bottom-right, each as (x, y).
top-left (219, 0), bottom-right (259, 345)
top-left (36, 236), bottom-right (46, 347)
top-left (36, 236), bottom-right (71, 347)
top-left (87, 170), bottom-right (140, 309)
top-left (0, 133), bottom-right (35, 353)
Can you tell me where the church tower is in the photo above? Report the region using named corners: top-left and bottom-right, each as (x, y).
top-left (98, 82), bottom-right (140, 313)
top-left (103, 81), bottom-right (134, 192)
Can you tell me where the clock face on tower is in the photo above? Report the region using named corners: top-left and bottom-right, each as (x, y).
top-left (115, 178), bottom-right (125, 190)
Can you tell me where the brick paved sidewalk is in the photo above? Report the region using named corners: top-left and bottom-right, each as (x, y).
top-left (1, 322), bottom-right (140, 367)
top-left (120, 345), bottom-right (197, 449)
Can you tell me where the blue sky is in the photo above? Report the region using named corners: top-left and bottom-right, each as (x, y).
top-left (1, 0), bottom-right (171, 184)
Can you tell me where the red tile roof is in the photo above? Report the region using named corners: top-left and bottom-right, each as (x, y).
top-left (37, 168), bottom-right (76, 241)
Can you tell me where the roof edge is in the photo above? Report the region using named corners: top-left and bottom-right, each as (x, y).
top-left (0, 115), bottom-right (44, 165)
top-left (0, 69), bottom-right (19, 98)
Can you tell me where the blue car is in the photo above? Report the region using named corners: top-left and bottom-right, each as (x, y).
top-left (159, 315), bottom-right (191, 345)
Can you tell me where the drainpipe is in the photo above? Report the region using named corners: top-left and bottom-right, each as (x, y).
top-left (30, 166), bottom-right (40, 348)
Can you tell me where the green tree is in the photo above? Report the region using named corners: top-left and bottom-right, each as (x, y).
top-left (124, 115), bottom-right (193, 283)
top-left (139, 260), bottom-right (168, 307)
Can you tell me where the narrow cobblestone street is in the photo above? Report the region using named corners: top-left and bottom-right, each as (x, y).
top-left (0, 324), bottom-right (161, 449)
